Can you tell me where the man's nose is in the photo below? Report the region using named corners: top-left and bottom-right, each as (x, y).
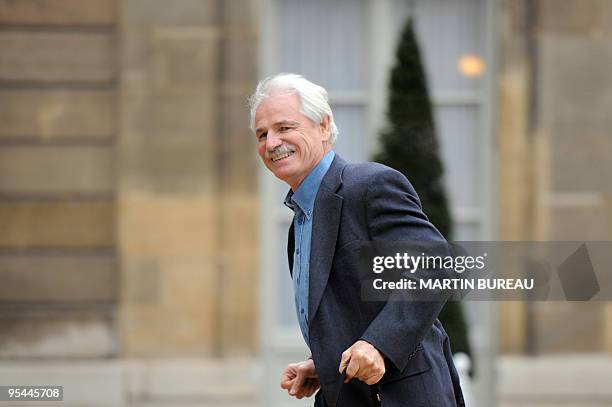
top-left (266, 133), bottom-right (282, 150)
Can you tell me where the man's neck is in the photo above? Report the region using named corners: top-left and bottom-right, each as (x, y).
top-left (289, 149), bottom-right (333, 192)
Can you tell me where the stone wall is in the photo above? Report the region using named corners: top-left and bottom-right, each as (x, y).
top-left (216, 0), bottom-right (260, 356)
top-left (118, 0), bottom-right (222, 358)
top-left (497, 0), bottom-right (612, 353)
top-left (0, 0), bottom-right (259, 359)
top-left (117, 0), bottom-right (259, 357)
top-left (0, 0), bottom-right (119, 358)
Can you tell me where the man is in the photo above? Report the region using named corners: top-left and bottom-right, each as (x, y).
top-left (250, 73), bottom-right (464, 406)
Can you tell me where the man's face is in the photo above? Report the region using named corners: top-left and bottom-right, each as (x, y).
top-left (254, 92), bottom-right (331, 190)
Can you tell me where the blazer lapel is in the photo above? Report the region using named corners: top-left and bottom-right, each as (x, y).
top-left (308, 155), bottom-right (346, 326)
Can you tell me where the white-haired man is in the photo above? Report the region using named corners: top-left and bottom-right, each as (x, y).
top-left (250, 73), bottom-right (464, 406)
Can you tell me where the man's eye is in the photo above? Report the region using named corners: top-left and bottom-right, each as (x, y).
top-left (258, 132), bottom-right (267, 141)
top-left (279, 127), bottom-right (291, 132)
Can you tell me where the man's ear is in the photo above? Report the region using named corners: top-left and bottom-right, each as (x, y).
top-left (320, 115), bottom-right (331, 142)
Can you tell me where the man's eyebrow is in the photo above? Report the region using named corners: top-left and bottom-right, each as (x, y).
top-left (276, 120), bottom-right (300, 127)
top-left (255, 120), bottom-right (300, 134)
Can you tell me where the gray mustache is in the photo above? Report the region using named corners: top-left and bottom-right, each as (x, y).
top-left (265, 144), bottom-right (296, 159)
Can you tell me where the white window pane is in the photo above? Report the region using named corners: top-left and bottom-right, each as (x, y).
top-left (271, 177), bottom-right (289, 203)
top-left (413, 0), bottom-right (485, 91)
top-left (436, 105), bottom-right (479, 208)
top-left (454, 222), bottom-right (480, 241)
top-left (392, 0), bottom-right (414, 34)
top-left (278, 0), bottom-right (368, 91)
top-left (331, 105), bottom-right (366, 163)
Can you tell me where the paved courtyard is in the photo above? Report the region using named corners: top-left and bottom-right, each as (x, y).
top-left (1, 355), bottom-right (611, 406)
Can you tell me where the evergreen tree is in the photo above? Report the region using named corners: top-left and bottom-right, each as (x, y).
top-left (373, 19), bottom-right (472, 359)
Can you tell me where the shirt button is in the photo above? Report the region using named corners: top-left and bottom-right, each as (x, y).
top-left (300, 308), bottom-right (305, 315)
top-left (296, 248), bottom-right (300, 255)
top-left (297, 214), bottom-right (304, 225)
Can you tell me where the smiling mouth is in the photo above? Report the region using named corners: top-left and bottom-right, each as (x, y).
top-left (267, 145), bottom-right (296, 162)
top-left (271, 151), bottom-right (295, 162)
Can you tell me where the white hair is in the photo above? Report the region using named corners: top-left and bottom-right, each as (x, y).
top-left (248, 73), bottom-right (339, 144)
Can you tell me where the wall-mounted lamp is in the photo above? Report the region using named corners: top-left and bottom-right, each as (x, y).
top-left (458, 54), bottom-right (486, 78)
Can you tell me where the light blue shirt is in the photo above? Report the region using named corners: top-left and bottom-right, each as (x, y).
top-left (284, 150), bottom-right (335, 345)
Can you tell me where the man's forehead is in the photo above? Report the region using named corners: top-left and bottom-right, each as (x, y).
top-left (255, 94), bottom-right (301, 126)
top-left (257, 92), bottom-right (299, 112)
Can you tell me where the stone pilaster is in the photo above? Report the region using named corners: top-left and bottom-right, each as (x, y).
top-left (117, 0), bottom-right (221, 356)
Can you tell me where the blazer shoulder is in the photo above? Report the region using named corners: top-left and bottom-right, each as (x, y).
top-left (342, 161), bottom-right (410, 190)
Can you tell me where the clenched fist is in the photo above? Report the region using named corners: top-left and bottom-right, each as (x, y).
top-left (280, 359), bottom-right (321, 399)
top-left (339, 340), bottom-right (385, 385)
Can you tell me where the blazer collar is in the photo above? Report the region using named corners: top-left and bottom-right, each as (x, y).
top-left (318, 153), bottom-right (346, 194)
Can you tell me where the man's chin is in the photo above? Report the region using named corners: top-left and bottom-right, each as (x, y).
top-left (274, 171), bottom-right (294, 185)
top-left (268, 160), bottom-right (294, 176)
top-left (270, 168), bottom-right (296, 186)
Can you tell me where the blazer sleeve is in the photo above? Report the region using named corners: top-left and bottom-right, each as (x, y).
top-left (359, 168), bottom-right (451, 373)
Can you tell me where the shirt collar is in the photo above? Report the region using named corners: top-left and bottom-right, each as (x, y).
top-left (283, 150), bottom-right (335, 219)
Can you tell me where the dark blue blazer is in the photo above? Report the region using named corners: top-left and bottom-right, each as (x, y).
top-left (287, 154), bottom-right (464, 407)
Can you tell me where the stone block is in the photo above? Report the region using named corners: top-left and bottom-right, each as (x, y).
top-left (605, 1), bottom-right (612, 35)
top-left (151, 27), bottom-right (218, 92)
top-left (498, 302), bottom-right (527, 354)
top-left (122, 0), bottom-right (217, 26)
top-left (0, 201), bottom-right (114, 248)
top-left (537, 0), bottom-right (604, 35)
top-left (0, 254), bottom-right (116, 302)
top-left (502, 0), bottom-right (527, 35)
top-left (149, 90), bottom-right (216, 140)
top-left (0, 311), bottom-right (115, 358)
top-left (120, 289), bottom-right (216, 357)
top-left (550, 132), bottom-right (612, 193)
top-left (219, 87), bottom-right (252, 137)
top-left (0, 32), bottom-right (116, 83)
top-left (496, 69), bottom-right (531, 240)
top-left (120, 257), bottom-right (161, 305)
top-left (606, 303), bottom-right (612, 353)
top-left (607, 195), bottom-right (612, 240)
top-left (532, 302), bottom-right (604, 352)
top-left (220, 31), bottom-right (257, 85)
top-left (117, 194), bottom-right (217, 257)
top-left (118, 193), bottom-right (220, 356)
top-left (0, 90), bottom-right (116, 139)
top-left (119, 134), bottom-right (215, 194)
top-left (218, 91), bottom-right (258, 195)
top-left (538, 36), bottom-right (612, 131)
top-left (119, 27), bottom-right (219, 195)
top-left (0, 0), bottom-right (117, 26)
top-left (220, 0), bottom-right (257, 29)
top-left (0, 146), bottom-right (113, 194)
top-left (219, 195), bottom-right (258, 354)
top-left (549, 202), bottom-right (611, 240)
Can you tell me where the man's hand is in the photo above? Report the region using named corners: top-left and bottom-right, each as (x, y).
top-left (339, 340), bottom-right (386, 385)
top-left (280, 359), bottom-right (321, 399)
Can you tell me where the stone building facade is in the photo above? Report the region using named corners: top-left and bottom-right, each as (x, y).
top-left (0, 0), bottom-right (611, 382)
top-left (497, 0), bottom-right (612, 354)
top-left (0, 0), bottom-right (258, 359)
